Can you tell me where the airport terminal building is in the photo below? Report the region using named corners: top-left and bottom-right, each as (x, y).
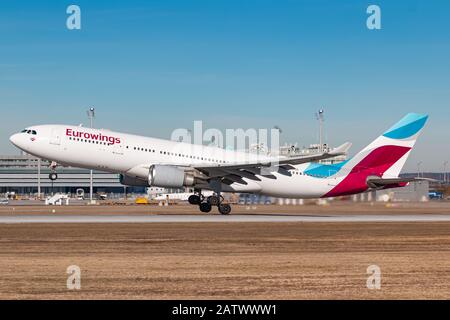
top-left (0, 154), bottom-right (134, 197)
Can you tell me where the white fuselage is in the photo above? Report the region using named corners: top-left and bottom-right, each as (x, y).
top-left (9, 125), bottom-right (342, 198)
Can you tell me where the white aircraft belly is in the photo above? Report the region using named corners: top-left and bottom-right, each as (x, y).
top-left (256, 173), bottom-right (338, 198)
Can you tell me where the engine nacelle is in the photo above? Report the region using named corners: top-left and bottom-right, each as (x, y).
top-left (119, 174), bottom-right (149, 187)
top-left (148, 165), bottom-right (195, 188)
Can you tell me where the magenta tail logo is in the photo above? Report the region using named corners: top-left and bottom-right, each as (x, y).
top-left (324, 145), bottom-right (411, 197)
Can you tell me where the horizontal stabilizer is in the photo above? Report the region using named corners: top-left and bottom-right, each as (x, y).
top-left (329, 142), bottom-right (352, 155)
top-left (367, 177), bottom-right (435, 189)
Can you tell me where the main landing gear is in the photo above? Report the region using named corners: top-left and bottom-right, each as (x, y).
top-left (188, 191), bottom-right (231, 215)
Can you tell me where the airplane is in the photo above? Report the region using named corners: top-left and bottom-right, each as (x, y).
top-left (9, 113), bottom-right (429, 215)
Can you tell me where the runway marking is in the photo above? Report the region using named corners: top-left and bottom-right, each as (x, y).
top-left (1, 214), bottom-right (450, 223)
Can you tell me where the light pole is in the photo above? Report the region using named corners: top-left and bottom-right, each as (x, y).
top-left (273, 125), bottom-right (282, 156)
top-left (87, 107), bottom-right (95, 203)
top-left (417, 161), bottom-right (423, 178)
top-left (315, 109), bottom-right (325, 153)
top-left (37, 158), bottom-right (41, 200)
top-left (444, 161), bottom-right (448, 184)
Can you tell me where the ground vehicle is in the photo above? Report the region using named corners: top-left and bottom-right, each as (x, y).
top-left (97, 193), bottom-right (107, 200)
top-left (429, 191), bottom-right (444, 200)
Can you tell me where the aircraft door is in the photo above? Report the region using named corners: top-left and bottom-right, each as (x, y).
top-left (50, 128), bottom-right (61, 145)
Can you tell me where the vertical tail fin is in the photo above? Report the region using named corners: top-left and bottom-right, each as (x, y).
top-left (324, 113), bottom-right (428, 197)
top-left (351, 113), bottom-right (429, 178)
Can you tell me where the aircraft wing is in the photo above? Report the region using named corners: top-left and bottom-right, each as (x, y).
top-left (193, 142), bottom-right (352, 184)
top-left (367, 177), bottom-right (435, 189)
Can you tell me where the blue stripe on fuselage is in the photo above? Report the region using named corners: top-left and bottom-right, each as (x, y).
top-left (304, 160), bottom-right (349, 178)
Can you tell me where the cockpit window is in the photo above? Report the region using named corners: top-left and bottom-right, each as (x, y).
top-left (21, 129), bottom-right (37, 135)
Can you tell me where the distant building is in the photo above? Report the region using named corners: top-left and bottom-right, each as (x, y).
top-left (280, 143), bottom-right (347, 165)
top-left (355, 181), bottom-right (430, 202)
top-left (0, 154), bottom-right (143, 196)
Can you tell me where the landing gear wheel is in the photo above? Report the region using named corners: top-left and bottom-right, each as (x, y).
top-left (49, 173), bottom-right (58, 181)
top-left (218, 203), bottom-right (232, 215)
top-left (199, 202), bottom-right (212, 213)
top-left (188, 195), bottom-right (201, 205)
top-left (207, 195), bottom-right (221, 206)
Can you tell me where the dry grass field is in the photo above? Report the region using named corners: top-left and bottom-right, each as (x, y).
top-left (1, 202), bottom-right (450, 299)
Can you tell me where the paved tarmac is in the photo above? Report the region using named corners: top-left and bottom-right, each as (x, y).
top-left (1, 214), bottom-right (450, 223)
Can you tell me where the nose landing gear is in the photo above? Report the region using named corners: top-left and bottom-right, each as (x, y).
top-left (48, 161), bottom-right (58, 195)
top-left (49, 172), bottom-right (58, 181)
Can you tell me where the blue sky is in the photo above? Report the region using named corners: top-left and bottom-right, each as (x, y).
top-left (0, 0), bottom-right (449, 172)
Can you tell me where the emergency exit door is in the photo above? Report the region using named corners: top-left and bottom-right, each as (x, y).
top-left (50, 128), bottom-right (61, 145)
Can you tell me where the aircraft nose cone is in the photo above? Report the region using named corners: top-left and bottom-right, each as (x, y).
top-left (9, 133), bottom-right (21, 147)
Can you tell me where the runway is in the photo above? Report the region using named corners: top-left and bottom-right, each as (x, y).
top-left (1, 214), bottom-right (450, 223)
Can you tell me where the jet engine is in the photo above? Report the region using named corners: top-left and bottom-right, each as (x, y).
top-left (148, 165), bottom-right (195, 188)
top-left (119, 174), bottom-right (149, 187)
